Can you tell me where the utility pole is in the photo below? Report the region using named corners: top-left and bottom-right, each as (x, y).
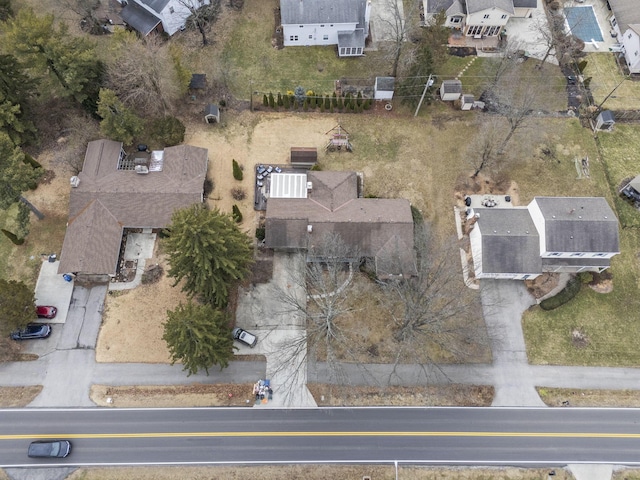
top-left (596, 75), bottom-right (628, 111)
top-left (414, 73), bottom-right (434, 117)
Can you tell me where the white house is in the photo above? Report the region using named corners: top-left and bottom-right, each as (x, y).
top-left (468, 196), bottom-right (620, 280)
top-left (607, 0), bottom-right (640, 74)
top-left (119, 0), bottom-right (209, 37)
top-left (280, 0), bottom-right (372, 57)
top-left (425, 0), bottom-right (536, 37)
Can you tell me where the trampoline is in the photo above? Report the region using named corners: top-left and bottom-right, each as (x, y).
top-left (565, 6), bottom-right (603, 42)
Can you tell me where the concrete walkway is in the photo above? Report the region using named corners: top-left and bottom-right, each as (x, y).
top-left (3, 254), bottom-right (639, 479)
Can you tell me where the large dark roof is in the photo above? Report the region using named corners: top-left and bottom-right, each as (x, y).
top-left (265, 171), bottom-right (415, 276)
top-left (121, 1), bottom-right (161, 36)
top-left (608, 0), bottom-right (640, 34)
top-left (58, 140), bottom-right (208, 275)
top-left (281, 0), bottom-right (366, 26)
top-left (476, 208), bottom-right (541, 274)
top-left (533, 197), bottom-right (619, 253)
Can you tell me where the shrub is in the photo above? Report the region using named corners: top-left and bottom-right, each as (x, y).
top-left (232, 204), bottom-right (243, 223)
top-left (231, 187), bottom-right (246, 200)
top-left (577, 60), bottom-right (588, 73)
top-left (151, 116), bottom-right (185, 146)
top-left (255, 227), bottom-right (265, 241)
top-left (540, 276), bottom-right (581, 310)
top-left (232, 159), bottom-right (243, 181)
top-left (577, 271), bottom-right (593, 284)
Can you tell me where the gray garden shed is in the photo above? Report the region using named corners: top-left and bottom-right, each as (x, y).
top-left (204, 104), bottom-right (220, 124)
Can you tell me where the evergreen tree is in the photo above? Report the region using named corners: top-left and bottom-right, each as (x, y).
top-left (356, 91), bottom-right (363, 107)
top-left (0, 279), bottom-right (35, 335)
top-left (277, 92), bottom-right (283, 107)
top-left (163, 301), bottom-right (235, 376)
top-left (337, 96), bottom-right (344, 110)
top-left (232, 159), bottom-right (243, 181)
top-left (331, 92), bottom-right (338, 108)
top-left (0, 55), bottom-right (38, 146)
top-left (232, 204), bottom-right (242, 223)
top-left (283, 93), bottom-right (290, 109)
top-left (4, 9), bottom-right (104, 111)
top-left (163, 204), bottom-right (253, 308)
top-left (96, 89), bottom-right (143, 145)
top-left (0, 133), bottom-right (43, 210)
top-left (268, 92), bottom-right (275, 109)
top-left (263, 94), bottom-right (268, 107)
top-left (397, 43), bottom-right (436, 108)
top-left (324, 95), bottom-right (330, 110)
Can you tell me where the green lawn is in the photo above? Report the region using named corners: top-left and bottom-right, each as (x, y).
top-left (523, 230), bottom-right (640, 367)
top-left (596, 124), bottom-right (640, 227)
top-left (583, 53), bottom-right (640, 111)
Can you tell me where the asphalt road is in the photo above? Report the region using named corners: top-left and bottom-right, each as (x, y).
top-left (2, 407), bottom-right (640, 467)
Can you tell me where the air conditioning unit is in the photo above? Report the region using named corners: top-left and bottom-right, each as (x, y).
top-left (70, 176), bottom-right (80, 188)
top-left (135, 165), bottom-right (149, 175)
top-left (307, 224), bottom-right (313, 233)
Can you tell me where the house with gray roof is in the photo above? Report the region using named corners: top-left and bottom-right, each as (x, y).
top-left (280, 0), bottom-right (372, 57)
top-left (425, 0), bottom-right (536, 37)
top-left (607, 0), bottom-right (640, 74)
top-left (58, 139), bottom-right (208, 278)
top-left (119, 0), bottom-right (210, 36)
top-left (468, 196), bottom-right (619, 280)
top-left (265, 171), bottom-right (415, 278)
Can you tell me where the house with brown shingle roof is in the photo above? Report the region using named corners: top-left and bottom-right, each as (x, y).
top-left (57, 139), bottom-right (208, 278)
top-left (265, 171), bottom-right (415, 278)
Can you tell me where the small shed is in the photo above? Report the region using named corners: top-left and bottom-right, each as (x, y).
top-left (374, 77), bottom-right (395, 100)
top-left (204, 104), bottom-right (220, 124)
top-left (595, 110), bottom-right (615, 132)
top-left (440, 80), bottom-right (462, 101)
top-left (461, 94), bottom-right (475, 111)
top-left (290, 147), bottom-right (317, 169)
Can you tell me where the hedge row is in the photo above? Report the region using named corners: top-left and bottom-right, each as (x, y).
top-left (262, 91), bottom-right (373, 113)
top-left (540, 276), bottom-right (582, 310)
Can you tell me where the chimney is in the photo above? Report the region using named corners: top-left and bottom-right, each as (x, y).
top-left (364, 0), bottom-right (372, 36)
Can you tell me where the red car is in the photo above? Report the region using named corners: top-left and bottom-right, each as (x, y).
top-left (36, 305), bottom-right (57, 319)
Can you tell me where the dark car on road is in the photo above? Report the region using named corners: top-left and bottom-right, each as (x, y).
top-left (11, 324), bottom-right (51, 340)
top-left (36, 305), bottom-right (57, 319)
top-left (233, 327), bottom-right (258, 348)
top-left (28, 440), bottom-right (71, 458)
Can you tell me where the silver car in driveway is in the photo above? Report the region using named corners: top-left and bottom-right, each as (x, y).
top-left (233, 327), bottom-right (257, 348)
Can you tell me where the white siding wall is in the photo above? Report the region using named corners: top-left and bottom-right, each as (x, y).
top-left (620, 28), bottom-right (640, 74)
top-left (465, 9), bottom-right (510, 36)
top-left (282, 23), bottom-right (354, 47)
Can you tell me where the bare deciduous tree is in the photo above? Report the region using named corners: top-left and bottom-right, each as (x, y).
top-left (377, 223), bottom-right (489, 379)
top-left (378, 0), bottom-right (421, 77)
top-left (467, 117), bottom-right (503, 178)
top-left (179, 0), bottom-right (221, 46)
top-left (106, 31), bottom-right (182, 117)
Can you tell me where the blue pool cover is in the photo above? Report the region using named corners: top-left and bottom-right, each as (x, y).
top-left (565, 6), bottom-right (603, 43)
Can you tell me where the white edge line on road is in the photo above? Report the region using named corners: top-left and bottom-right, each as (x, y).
top-left (4, 460), bottom-right (640, 468)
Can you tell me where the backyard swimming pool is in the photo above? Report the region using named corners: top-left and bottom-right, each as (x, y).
top-left (565, 5), bottom-right (604, 43)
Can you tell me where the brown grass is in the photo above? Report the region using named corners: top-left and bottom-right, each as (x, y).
top-left (91, 384), bottom-right (256, 407)
top-left (309, 384), bottom-right (494, 407)
top-left (537, 387), bottom-right (640, 408)
top-left (0, 386), bottom-right (42, 407)
top-left (64, 465), bottom-right (577, 480)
